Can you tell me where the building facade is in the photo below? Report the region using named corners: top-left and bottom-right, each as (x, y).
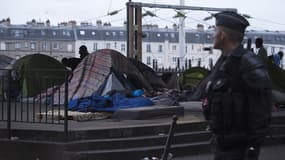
top-left (0, 19), bottom-right (285, 69)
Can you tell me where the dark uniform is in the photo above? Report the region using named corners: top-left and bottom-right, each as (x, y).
top-left (203, 12), bottom-right (272, 160)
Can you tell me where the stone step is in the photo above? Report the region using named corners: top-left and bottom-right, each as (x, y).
top-left (1, 131), bottom-right (285, 160)
top-left (63, 141), bottom-right (211, 160)
top-left (0, 121), bottom-right (208, 141)
top-left (64, 135), bottom-right (285, 160)
top-left (66, 131), bottom-right (211, 151)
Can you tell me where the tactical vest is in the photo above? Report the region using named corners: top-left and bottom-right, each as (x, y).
top-left (208, 50), bottom-right (250, 134)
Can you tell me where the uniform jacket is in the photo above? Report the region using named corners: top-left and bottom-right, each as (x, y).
top-left (205, 46), bottom-right (272, 148)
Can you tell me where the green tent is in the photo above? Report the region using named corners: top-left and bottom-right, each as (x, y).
top-left (13, 54), bottom-right (68, 97)
top-left (179, 67), bottom-right (210, 90)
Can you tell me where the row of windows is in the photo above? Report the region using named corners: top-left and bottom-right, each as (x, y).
top-left (79, 30), bottom-right (125, 37)
top-left (145, 44), bottom-right (201, 53)
top-left (8, 29), bottom-right (210, 40)
top-left (146, 56), bottom-right (213, 67)
top-left (2, 42), bottom-right (73, 52)
top-left (5, 29), bottom-right (285, 45)
top-left (10, 29), bottom-right (72, 37)
top-left (92, 43), bottom-right (126, 52)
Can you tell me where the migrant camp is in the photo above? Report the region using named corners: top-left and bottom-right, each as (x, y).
top-left (3, 49), bottom-right (285, 115)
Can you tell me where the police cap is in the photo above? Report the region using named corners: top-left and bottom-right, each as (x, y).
top-left (215, 11), bottom-right (249, 33)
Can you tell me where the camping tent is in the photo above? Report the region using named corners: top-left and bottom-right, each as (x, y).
top-left (53, 49), bottom-right (153, 105)
top-left (13, 54), bottom-right (68, 97)
top-left (179, 67), bottom-right (210, 90)
top-left (128, 58), bottom-right (166, 89)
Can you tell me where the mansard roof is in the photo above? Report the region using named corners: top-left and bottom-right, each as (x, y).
top-left (0, 24), bottom-right (285, 45)
top-left (0, 25), bottom-right (75, 41)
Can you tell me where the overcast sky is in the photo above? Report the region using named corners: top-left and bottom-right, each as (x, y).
top-left (1, 0), bottom-right (285, 31)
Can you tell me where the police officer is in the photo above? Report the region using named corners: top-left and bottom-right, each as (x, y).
top-left (203, 11), bottom-right (272, 160)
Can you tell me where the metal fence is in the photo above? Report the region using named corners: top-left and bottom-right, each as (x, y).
top-left (0, 68), bottom-right (69, 140)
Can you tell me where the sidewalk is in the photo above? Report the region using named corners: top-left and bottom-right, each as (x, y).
top-left (174, 144), bottom-right (285, 160)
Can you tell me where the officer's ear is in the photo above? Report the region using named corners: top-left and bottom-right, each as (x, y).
top-left (220, 30), bottom-right (227, 41)
top-left (220, 28), bottom-right (230, 41)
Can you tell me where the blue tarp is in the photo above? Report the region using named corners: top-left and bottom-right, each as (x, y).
top-left (68, 92), bottom-right (154, 112)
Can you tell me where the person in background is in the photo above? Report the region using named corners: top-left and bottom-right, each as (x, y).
top-left (61, 45), bottom-right (89, 71)
top-left (255, 37), bottom-right (267, 60)
top-left (272, 51), bottom-right (283, 67)
top-left (78, 45), bottom-right (89, 60)
top-left (202, 11), bottom-right (272, 160)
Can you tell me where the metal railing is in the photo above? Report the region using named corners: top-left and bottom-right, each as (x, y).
top-left (0, 68), bottom-right (69, 140)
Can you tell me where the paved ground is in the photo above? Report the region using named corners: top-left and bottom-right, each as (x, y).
top-left (175, 144), bottom-right (285, 160)
top-left (0, 101), bottom-right (205, 131)
top-left (0, 101), bottom-right (284, 132)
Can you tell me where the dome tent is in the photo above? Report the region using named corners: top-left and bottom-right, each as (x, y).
top-left (52, 49), bottom-right (154, 111)
top-left (12, 54), bottom-right (68, 97)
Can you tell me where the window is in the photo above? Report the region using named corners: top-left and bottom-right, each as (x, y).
top-left (158, 45), bottom-right (163, 52)
top-left (146, 44), bottom-right (151, 52)
top-left (42, 43), bottom-right (47, 50)
top-left (106, 43), bottom-right (111, 48)
top-left (53, 43), bottom-right (58, 49)
top-left (52, 31), bottom-right (57, 36)
top-left (209, 58), bottom-right (213, 69)
top-left (206, 34), bottom-right (211, 40)
top-left (25, 42), bottom-right (29, 48)
top-left (165, 33), bottom-right (169, 37)
top-left (195, 34), bottom-right (200, 39)
top-left (157, 33), bottom-right (161, 37)
top-left (112, 32), bottom-right (116, 36)
top-left (62, 31), bottom-right (69, 36)
top-left (121, 44), bottom-right (125, 51)
top-left (172, 45), bottom-right (176, 51)
top-left (0, 42), bottom-right (6, 50)
top-left (120, 31), bottom-right (124, 36)
top-left (92, 31), bottom-right (96, 36)
top-left (147, 56), bottom-right (151, 65)
top-left (66, 31), bottom-right (71, 36)
top-left (172, 57), bottom-right (177, 63)
top-left (15, 43), bottom-right (21, 49)
top-left (197, 46), bottom-right (202, 52)
top-left (80, 30), bottom-right (85, 35)
top-left (271, 47), bottom-right (275, 54)
top-left (197, 58), bottom-right (202, 66)
top-left (14, 30), bottom-right (21, 37)
top-left (114, 42), bottom-right (117, 48)
top-left (22, 30), bottom-right (28, 36)
top-left (41, 30), bottom-right (46, 36)
top-left (67, 44), bottom-right (72, 52)
top-left (93, 43), bottom-right (98, 51)
top-left (105, 32), bottom-right (110, 36)
top-left (31, 42), bottom-right (36, 50)
top-left (170, 33), bottom-right (175, 38)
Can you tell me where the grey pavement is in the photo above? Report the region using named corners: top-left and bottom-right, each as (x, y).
top-left (0, 101), bottom-right (205, 131)
top-left (174, 144), bottom-right (285, 160)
